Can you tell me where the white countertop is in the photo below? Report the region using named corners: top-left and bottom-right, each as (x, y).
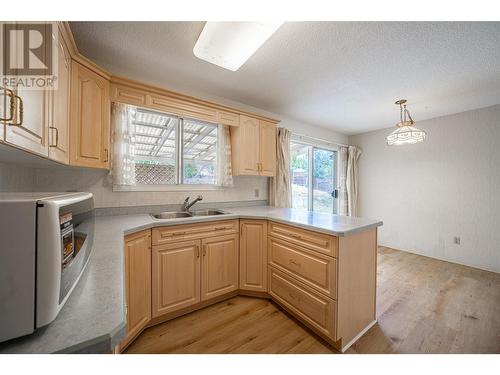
top-left (0, 206), bottom-right (382, 353)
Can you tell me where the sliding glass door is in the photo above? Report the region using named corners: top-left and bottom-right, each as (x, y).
top-left (291, 141), bottom-right (338, 213)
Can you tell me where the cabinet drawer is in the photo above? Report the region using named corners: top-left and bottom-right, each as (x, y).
top-left (269, 267), bottom-right (336, 340)
top-left (269, 237), bottom-right (337, 299)
top-left (268, 222), bottom-right (338, 257)
top-left (152, 220), bottom-right (238, 245)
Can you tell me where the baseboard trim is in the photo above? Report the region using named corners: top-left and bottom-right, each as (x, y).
top-left (340, 319), bottom-right (377, 353)
top-left (238, 290), bottom-right (270, 299)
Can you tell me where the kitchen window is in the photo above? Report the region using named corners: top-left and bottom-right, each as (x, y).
top-left (127, 107), bottom-right (218, 188)
top-left (290, 140), bottom-right (338, 213)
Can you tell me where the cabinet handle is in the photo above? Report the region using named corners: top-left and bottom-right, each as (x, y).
top-left (49, 126), bottom-right (59, 147)
top-left (0, 88), bottom-right (15, 122)
top-left (7, 94), bottom-right (23, 127)
top-left (288, 233), bottom-right (302, 239)
top-left (196, 245), bottom-right (200, 258)
top-left (203, 245), bottom-right (207, 257)
top-left (214, 226), bottom-right (230, 230)
top-left (104, 148), bottom-right (109, 162)
top-left (289, 259), bottom-right (301, 267)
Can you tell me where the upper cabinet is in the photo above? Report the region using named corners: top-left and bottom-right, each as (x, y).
top-left (231, 115), bottom-right (277, 176)
top-left (4, 88), bottom-right (49, 157)
top-left (48, 23), bottom-right (71, 164)
top-left (259, 120), bottom-right (277, 176)
top-left (69, 61), bottom-right (110, 169)
top-left (2, 23), bottom-right (50, 157)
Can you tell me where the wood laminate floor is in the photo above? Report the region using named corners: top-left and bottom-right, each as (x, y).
top-left (125, 247), bottom-right (500, 354)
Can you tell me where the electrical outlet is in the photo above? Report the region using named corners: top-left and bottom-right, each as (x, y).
top-left (254, 189), bottom-right (259, 198)
top-left (453, 236), bottom-right (461, 245)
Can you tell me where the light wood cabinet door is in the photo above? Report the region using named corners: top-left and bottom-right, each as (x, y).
top-left (259, 120), bottom-right (276, 176)
top-left (3, 24), bottom-right (50, 156)
top-left (69, 61), bottom-right (110, 168)
top-left (123, 230), bottom-right (152, 347)
top-left (48, 25), bottom-right (71, 164)
top-left (152, 240), bottom-right (201, 317)
top-left (5, 88), bottom-right (49, 156)
top-left (232, 115), bottom-right (260, 175)
top-left (201, 234), bottom-right (239, 301)
top-left (240, 220), bottom-right (268, 292)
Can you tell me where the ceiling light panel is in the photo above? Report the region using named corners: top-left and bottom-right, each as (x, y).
top-left (193, 22), bottom-right (283, 71)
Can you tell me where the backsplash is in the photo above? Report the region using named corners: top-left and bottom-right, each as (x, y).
top-left (0, 162), bottom-right (269, 208)
top-left (0, 162), bottom-right (35, 192)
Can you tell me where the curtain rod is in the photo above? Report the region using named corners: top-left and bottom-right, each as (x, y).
top-left (292, 132), bottom-right (349, 148)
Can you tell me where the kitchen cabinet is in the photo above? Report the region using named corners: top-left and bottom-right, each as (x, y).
top-left (201, 234), bottom-right (239, 300)
top-left (122, 230), bottom-right (152, 349)
top-left (3, 24), bottom-right (50, 157)
top-left (258, 120), bottom-right (277, 176)
top-left (47, 24), bottom-right (71, 164)
top-left (268, 267), bottom-right (336, 339)
top-left (268, 236), bottom-right (337, 299)
top-left (110, 77), bottom-right (275, 129)
top-left (230, 114), bottom-right (277, 176)
top-left (239, 220), bottom-right (268, 292)
top-left (123, 218), bottom-right (377, 353)
top-left (217, 111), bottom-right (239, 127)
top-left (152, 239), bottom-right (201, 317)
top-left (151, 220), bottom-right (239, 316)
top-left (4, 87), bottom-right (49, 157)
top-left (69, 61), bottom-right (110, 168)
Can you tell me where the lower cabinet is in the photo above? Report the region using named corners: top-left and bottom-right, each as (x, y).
top-left (152, 240), bottom-right (201, 317)
top-left (122, 230), bottom-right (152, 349)
top-left (121, 220), bottom-right (376, 353)
top-left (239, 220), bottom-right (268, 292)
top-left (201, 234), bottom-right (239, 300)
top-left (268, 266), bottom-right (336, 341)
top-left (151, 227), bottom-right (239, 317)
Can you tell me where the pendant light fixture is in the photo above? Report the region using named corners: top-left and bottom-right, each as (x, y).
top-left (386, 99), bottom-right (426, 145)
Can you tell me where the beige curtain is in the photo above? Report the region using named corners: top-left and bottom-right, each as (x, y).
top-left (217, 124), bottom-right (233, 187)
top-left (111, 102), bottom-right (136, 185)
top-left (346, 145), bottom-right (362, 216)
top-left (338, 146), bottom-right (348, 215)
top-left (269, 128), bottom-right (292, 207)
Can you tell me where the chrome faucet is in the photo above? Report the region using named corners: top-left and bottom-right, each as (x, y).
top-left (182, 195), bottom-right (203, 211)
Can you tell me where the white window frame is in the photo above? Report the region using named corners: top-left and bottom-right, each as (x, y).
top-left (113, 107), bottom-right (222, 192)
top-left (290, 135), bottom-right (340, 213)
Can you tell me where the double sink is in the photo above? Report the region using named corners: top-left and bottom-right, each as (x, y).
top-left (151, 209), bottom-right (228, 220)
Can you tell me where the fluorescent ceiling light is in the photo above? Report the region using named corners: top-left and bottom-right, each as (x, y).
top-left (193, 22), bottom-right (283, 71)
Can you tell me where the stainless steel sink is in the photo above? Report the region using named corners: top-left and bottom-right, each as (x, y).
top-left (190, 209), bottom-right (228, 216)
top-left (151, 209), bottom-right (229, 220)
top-left (151, 211), bottom-right (192, 220)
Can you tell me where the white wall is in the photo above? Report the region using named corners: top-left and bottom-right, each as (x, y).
top-left (349, 104), bottom-right (500, 273)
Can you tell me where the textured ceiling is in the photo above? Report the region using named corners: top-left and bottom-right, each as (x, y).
top-left (70, 22), bottom-right (500, 135)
